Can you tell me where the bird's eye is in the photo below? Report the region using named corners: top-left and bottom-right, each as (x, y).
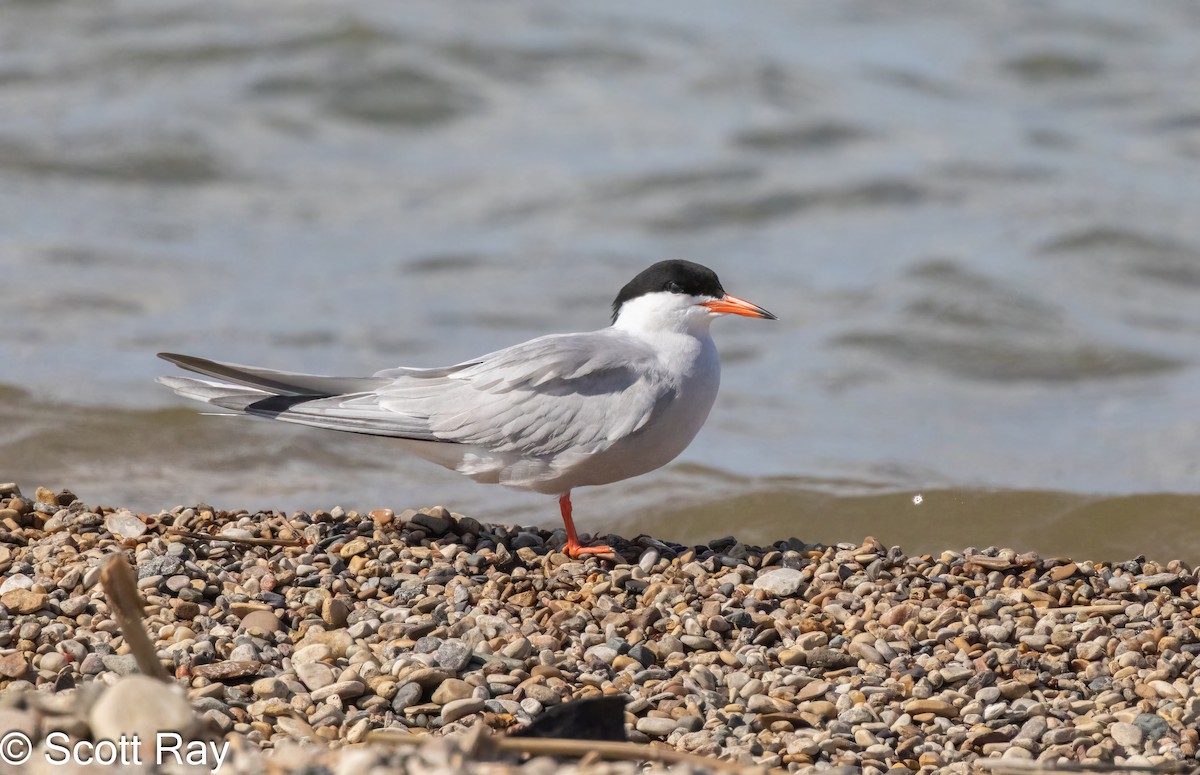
top-left (666, 281), bottom-right (684, 293)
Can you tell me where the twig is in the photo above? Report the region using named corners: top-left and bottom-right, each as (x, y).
top-left (975, 758), bottom-right (1193, 774)
top-left (99, 554), bottom-right (172, 682)
top-left (1042, 604), bottom-right (1127, 617)
top-left (366, 728), bottom-right (781, 774)
top-left (167, 528), bottom-right (306, 548)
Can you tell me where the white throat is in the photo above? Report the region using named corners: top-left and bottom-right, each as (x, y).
top-left (612, 292), bottom-right (716, 339)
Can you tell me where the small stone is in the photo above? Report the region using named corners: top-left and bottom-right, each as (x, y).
top-left (306, 628), bottom-right (352, 658)
top-left (412, 511), bottom-right (453, 535)
top-left (752, 568), bottom-right (805, 596)
top-left (241, 609), bottom-right (284, 637)
top-left (171, 599), bottom-right (200, 620)
top-left (297, 662), bottom-right (335, 691)
top-left (252, 677), bottom-right (288, 699)
top-left (165, 575), bottom-right (191, 593)
top-left (43, 512), bottom-right (67, 532)
top-left (1134, 713), bottom-right (1169, 743)
top-left (435, 640), bottom-right (472, 673)
top-left (903, 699), bottom-right (957, 718)
top-left (524, 683), bottom-right (561, 706)
top-left (138, 555), bottom-right (182, 579)
top-left (105, 511), bottom-right (148, 540)
top-left (58, 595), bottom-right (90, 617)
top-left (192, 660), bottom-right (262, 681)
top-left (628, 644), bottom-right (656, 667)
top-left (0, 652), bottom-right (29, 678)
top-left (1049, 563), bottom-right (1078, 581)
top-left (101, 654), bottom-right (141, 676)
top-left (292, 644), bottom-right (333, 665)
top-left (311, 680), bottom-right (366, 701)
top-left (228, 601), bottom-right (271, 618)
top-left (82, 565), bottom-right (104, 589)
top-left (339, 537), bottom-right (370, 559)
top-left (778, 648), bottom-right (806, 666)
top-left (90, 675), bottom-right (199, 742)
top-left (58, 640), bottom-right (87, 663)
top-left (322, 598), bottom-right (350, 628)
top-left (636, 716), bottom-right (678, 737)
top-left (442, 697), bottom-right (485, 723)
top-left (0, 574), bottom-right (33, 594)
top-left (2, 589), bottom-right (48, 614)
top-left (79, 654), bottom-right (104, 675)
top-left (1137, 573), bottom-right (1182, 588)
top-left (432, 678), bottom-right (474, 704)
top-left (586, 645), bottom-right (618, 664)
top-left (405, 668), bottom-right (452, 690)
top-left (392, 682), bottom-right (422, 713)
top-left (276, 716), bottom-right (316, 741)
top-left (681, 635), bottom-right (717, 651)
top-left (1015, 716), bottom-right (1048, 742)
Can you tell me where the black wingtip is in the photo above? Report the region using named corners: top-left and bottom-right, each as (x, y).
top-left (243, 394), bottom-right (328, 417)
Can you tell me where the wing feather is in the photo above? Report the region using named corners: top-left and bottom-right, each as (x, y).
top-left (378, 331), bottom-right (677, 457)
top-left (158, 329), bottom-right (677, 468)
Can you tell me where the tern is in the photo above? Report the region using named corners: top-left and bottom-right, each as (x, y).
top-left (157, 260), bottom-right (775, 557)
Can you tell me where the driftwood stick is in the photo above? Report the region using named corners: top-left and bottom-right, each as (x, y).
top-left (1042, 604), bottom-right (1127, 617)
top-left (366, 728), bottom-right (780, 775)
top-left (167, 528), bottom-right (306, 548)
top-left (99, 554), bottom-right (172, 682)
top-left (975, 757), bottom-right (1193, 773)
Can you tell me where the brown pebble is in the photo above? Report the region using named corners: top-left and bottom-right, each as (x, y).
top-left (903, 699), bottom-right (957, 718)
top-left (2, 589), bottom-right (48, 615)
top-left (1050, 563), bottom-right (1079, 581)
top-left (192, 660), bottom-right (262, 681)
top-left (241, 609), bottom-right (285, 636)
top-left (322, 598), bottom-right (350, 628)
top-left (228, 602), bottom-right (272, 618)
top-left (0, 651), bottom-right (29, 678)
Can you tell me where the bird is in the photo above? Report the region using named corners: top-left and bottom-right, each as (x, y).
top-left (157, 259), bottom-right (776, 557)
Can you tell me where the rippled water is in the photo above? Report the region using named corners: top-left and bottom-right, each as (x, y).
top-left (3, 1), bottom-right (1200, 560)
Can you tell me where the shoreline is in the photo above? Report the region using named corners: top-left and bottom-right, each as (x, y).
top-left (1, 484), bottom-right (1198, 773)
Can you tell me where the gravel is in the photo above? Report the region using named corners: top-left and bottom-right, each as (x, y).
top-left (1, 485), bottom-right (1199, 774)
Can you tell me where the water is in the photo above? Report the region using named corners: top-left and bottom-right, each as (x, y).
top-left (3, 0), bottom-right (1200, 561)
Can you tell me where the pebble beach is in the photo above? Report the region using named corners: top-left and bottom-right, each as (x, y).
top-left (1, 483), bottom-right (1199, 774)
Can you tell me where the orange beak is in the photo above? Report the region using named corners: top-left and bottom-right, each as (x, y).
top-left (701, 293), bottom-right (777, 320)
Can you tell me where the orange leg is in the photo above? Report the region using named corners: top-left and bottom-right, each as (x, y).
top-left (559, 492), bottom-right (613, 557)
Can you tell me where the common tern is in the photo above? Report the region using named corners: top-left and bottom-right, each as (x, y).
top-left (157, 260), bottom-right (776, 557)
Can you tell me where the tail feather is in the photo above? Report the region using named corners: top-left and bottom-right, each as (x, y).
top-left (155, 374), bottom-right (440, 441)
top-left (156, 376), bottom-right (274, 407)
top-left (157, 352), bottom-right (392, 396)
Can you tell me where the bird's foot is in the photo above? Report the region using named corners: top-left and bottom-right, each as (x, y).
top-left (564, 542), bottom-right (615, 558)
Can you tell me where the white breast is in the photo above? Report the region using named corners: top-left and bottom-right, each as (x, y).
top-left (538, 330), bottom-right (721, 493)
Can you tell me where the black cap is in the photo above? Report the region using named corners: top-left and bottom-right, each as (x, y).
top-left (611, 260), bottom-right (725, 322)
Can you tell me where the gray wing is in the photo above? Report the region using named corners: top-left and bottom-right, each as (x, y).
top-left (376, 331), bottom-right (678, 457)
top-left (157, 331), bottom-right (677, 458)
